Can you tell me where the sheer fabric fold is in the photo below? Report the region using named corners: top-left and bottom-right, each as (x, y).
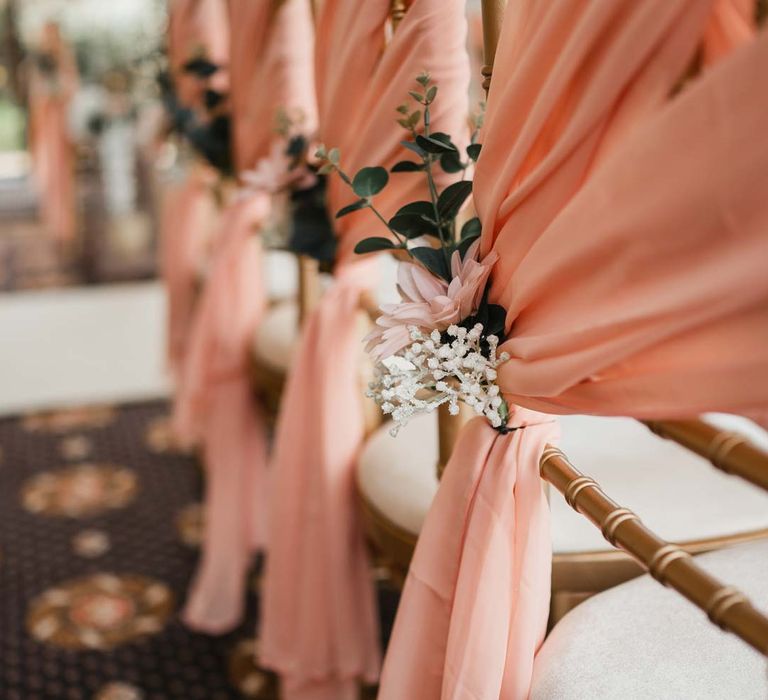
top-left (172, 0), bottom-right (316, 633)
top-left (260, 0), bottom-right (470, 696)
top-left (381, 2), bottom-right (765, 698)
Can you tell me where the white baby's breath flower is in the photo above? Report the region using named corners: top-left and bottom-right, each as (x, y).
top-left (366, 323), bottom-right (509, 433)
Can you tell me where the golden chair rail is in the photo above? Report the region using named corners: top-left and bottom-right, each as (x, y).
top-left (643, 419), bottom-right (768, 492)
top-left (540, 446), bottom-right (768, 656)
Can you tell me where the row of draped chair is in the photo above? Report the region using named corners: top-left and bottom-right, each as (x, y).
top-left (159, 0), bottom-right (768, 697)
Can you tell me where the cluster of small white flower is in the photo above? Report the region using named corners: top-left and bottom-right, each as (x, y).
top-left (368, 324), bottom-right (510, 436)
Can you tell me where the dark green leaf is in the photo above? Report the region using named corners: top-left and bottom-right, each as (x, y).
top-left (437, 180), bottom-right (473, 219)
top-left (336, 199), bottom-right (368, 218)
top-left (391, 160), bottom-right (424, 173)
top-left (400, 140), bottom-right (427, 158)
top-left (460, 216), bottom-right (481, 240)
top-left (408, 90), bottom-right (425, 103)
top-left (389, 215), bottom-right (438, 238)
top-left (354, 237), bottom-right (396, 254)
top-left (412, 246), bottom-right (451, 282)
top-left (416, 133), bottom-right (457, 154)
top-left (426, 85), bottom-right (438, 102)
top-left (352, 167), bottom-right (389, 197)
top-left (456, 233), bottom-right (480, 260)
top-left (466, 143), bottom-right (482, 162)
top-left (394, 200), bottom-right (436, 219)
top-left (439, 150), bottom-right (464, 174)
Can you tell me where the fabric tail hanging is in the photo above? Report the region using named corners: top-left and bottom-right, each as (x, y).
top-left (260, 0), bottom-right (472, 696)
top-left (160, 167), bottom-right (217, 378)
top-left (173, 192), bottom-right (270, 633)
top-left (261, 263), bottom-right (381, 700)
top-left (380, 1), bottom-right (766, 698)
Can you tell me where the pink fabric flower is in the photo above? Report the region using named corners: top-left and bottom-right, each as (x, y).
top-left (240, 141), bottom-right (317, 195)
top-left (365, 239), bottom-right (497, 360)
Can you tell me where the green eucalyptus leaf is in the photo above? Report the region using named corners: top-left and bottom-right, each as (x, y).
top-left (437, 180), bottom-right (473, 219)
top-left (456, 232), bottom-right (480, 260)
top-left (391, 160), bottom-right (424, 173)
top-left (318, 163), bottom-right (335, 175)
top-left (426, 85), bottom-right (438, 102)
top-left (466, 143), bottom-right (482, 162)
top-left (460, 216), bottom-right (481, 240)
top-left (352, 166), bottom-right (389, 197)
top-left (408, 90), bottom-right (425, 104)
top-left (395, 201), bottom-right (436, 219)
top-left (354, 237), bottom-right (396, 254)
top-left (396, 104), bottom-right (409, 115)
top-left (390, 216), bottom-right (438, 238)
top-left (412, 246), bottom-right (451, 282)
top-left (400, 140), bottom-right (427, 158)
top-left (336, 199), bottom-right (368, 218)
top-left (439, 150), bottom-right (464, 174)
top-left (416, 133), bottom-right (457, 154)
top-left (408, 110), bottom-right (421, 127)
top-left (328, 147), bottom-right (340, 165)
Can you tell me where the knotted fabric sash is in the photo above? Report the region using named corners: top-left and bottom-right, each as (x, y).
top-left (381, 2), bottom-right (766, 698)
top-left (261, 263), bottom-right (381, 700)
top-left (173, 192), bottom-right (270, 633)
top-left (260, 0), bottom-right (471, 696)
top-left (160, 167), bottom-right (217, 377)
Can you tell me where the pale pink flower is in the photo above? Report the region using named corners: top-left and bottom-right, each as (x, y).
top-left (365, 239), bottom-right (497, 361)
top-left (240, 141), bottom-right (316, 195)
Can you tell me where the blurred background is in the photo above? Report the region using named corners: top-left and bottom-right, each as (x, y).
top-left (0, 0), bottom-right (171, 416)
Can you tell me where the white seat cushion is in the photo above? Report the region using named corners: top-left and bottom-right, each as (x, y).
top-left (252, 254), bottom-right (400, 374)
top-left (264, 249), bottom-right (298, 302)
top-left (356, 413), bottom-right (768, 553)
top-left (531, 539), bottom-right (768, 699)
top-left (252, 300), bottom-right (299, 372)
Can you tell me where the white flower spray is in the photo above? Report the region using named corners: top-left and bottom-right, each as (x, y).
top-left (368, 323), bottom-right (510, 435)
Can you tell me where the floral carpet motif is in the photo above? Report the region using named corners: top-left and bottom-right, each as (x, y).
top-left (21, 463), bottom-right (138, 518)
top-left (27, 573), bottom-right (174, 650)
top-left (0, 401), bottom-right (268, 699)
top-left (0, 400), bottom-right (399, 699)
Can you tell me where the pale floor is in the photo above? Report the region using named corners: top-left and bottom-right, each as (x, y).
top-left (0, 281), bottom-right (170, 416)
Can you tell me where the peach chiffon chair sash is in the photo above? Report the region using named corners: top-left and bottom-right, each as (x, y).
top-left (172, 0), bottom-right (314, 634)
top-left (260, 0), bottom-right (471, 697)
top-left (229, 0), bottom-right (317, 174)
top-left (380, 2), bottom-right (766, 698)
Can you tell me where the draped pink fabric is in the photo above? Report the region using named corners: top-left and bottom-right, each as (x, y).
top-left (162, 0), bottom-right (231, 376)
top-left (168, 0), bottom-right (230, 105)
top-left (28, 26), bottom-right (78, 243)
top-left (381, 2), bottom-right (765, 698)
top-left (229, 0), bottom-right (317, 175)
top-left (260, 1), bottom-right (470, 697)
top-left (172, 0), bottom-right (317, 633)
top-left (160, 166), bottom-right (217, 376)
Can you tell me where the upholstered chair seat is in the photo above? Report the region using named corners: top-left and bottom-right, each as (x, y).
top-left (357, 413), bottom-right (768, 607)
top-left (264, 249), bottom-right (298, 303)
top-left (530, 538), bottom-right (768, 699)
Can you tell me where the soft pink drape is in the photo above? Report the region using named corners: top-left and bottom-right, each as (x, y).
top-left (260, 1), bottom-right (470, 697)
top-left (161, 166), bottom-right (217, 376)
top-left (29, 30), bottom-right (78, 243)
top-left (168, 0), bottom-right (230, 105)
top-left (380, 2), bottom-right (766, 698)
top-left (172, 0), bottom-right (317, 633)
top-left (162, 0), bottom-right (231, 375)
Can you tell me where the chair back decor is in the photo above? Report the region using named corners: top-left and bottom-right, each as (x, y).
top-left (162, 0), bottom-right (231, 377)
top-left (259, 0), bottom-right (470, 697)
top-left (28, 22), bottom-right (79, 243)
top-left (377, 1), bottom-right (767, 697)
top-left (170, 0), bottom-right (316, 634)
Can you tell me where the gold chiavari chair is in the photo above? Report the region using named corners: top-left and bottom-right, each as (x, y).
top-left (355, 0), bottom-right (768, 641)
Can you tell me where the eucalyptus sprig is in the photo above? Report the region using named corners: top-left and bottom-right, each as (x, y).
top-left (316, 73), bottom-right (483, 283)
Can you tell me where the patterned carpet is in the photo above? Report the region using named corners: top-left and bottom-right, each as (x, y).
top-left (0, 401), bottom-right (397, 699)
